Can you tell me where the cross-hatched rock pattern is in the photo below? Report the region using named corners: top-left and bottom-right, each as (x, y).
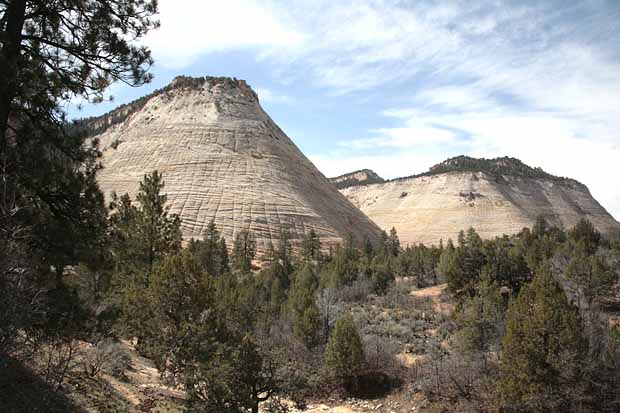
top-left (93, 76), bottom-right (381, 253)
top-left (340, 171), bottom-right (620, 246)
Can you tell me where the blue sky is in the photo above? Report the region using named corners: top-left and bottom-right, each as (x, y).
top-left (68, 0), bottom-right (620, 219)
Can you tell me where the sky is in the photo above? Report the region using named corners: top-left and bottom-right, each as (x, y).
top-left (68, 0), bottom-right (620, 220)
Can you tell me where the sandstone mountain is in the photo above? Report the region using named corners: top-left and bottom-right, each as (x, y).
top-left (337, 156), bottom-right (620, 246)
top-left (89, 76), bottom-right (381, 253)
top-left (330, 169), bottom-right (385, 189)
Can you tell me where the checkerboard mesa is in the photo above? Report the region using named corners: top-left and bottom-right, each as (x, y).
top-left (86, 76), bottom-right (382, 255)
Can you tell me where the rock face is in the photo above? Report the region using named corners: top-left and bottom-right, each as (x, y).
top-left (91, 76), bottom-right (381, 253)
top-left (338, 156), bottom-right (620, 246)
top-left (330, 169), bottom-right (385, 189)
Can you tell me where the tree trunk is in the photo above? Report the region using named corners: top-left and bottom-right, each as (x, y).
top-left (251, 402), bottom-right (259, 413)
top-left (0, 0), bottom-right (27, 148)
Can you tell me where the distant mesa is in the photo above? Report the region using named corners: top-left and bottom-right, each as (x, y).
top-left (330, 169), bottom-right (385, 189)
top-left (86, 76), bottom-right (382, 254)
top-left (334, 155), bottom-right (620, 246)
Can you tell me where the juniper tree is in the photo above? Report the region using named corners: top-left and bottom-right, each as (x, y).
top-left (322, 237), bottom-right (360, 288)
top-left (386, 226), bottom-right (400, 257)
top-left (568, 218), bottom-right (602, 255)
top-left (325, 314), bottom-right (365, 390)
top-left (287, 264), bottom-right (321, 348)
top-left (455, 274), bottom-right (505, 356)
top-left (499, 267), bottom-right (586, 412)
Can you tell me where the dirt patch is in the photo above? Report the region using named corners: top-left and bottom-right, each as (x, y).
top-left (410, 284), bottom-right (447, 299)
top-left (303, 406), bottom-right (362, 413)
top-left (397, 352), bottom-right (429, 367)
top-left (410, 283), bottom-right (454, 315)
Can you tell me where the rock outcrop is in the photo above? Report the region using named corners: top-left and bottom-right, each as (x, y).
top-left (338, 156), bottom-right (620, 246)
top-left (91, 76), bottom-right (381, 253)
top-left (330, 169), bottom-right (385, 189)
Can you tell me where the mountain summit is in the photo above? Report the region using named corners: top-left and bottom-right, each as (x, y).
top-left (337, 156), bottom-right (620, 246)
top-left (330, 169), bottom-right (385, 189)
top-left (91, 76), bottom-right (381, 253)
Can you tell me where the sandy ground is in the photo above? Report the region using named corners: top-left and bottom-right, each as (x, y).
top-left (410, 283), bottom-right (454, 316)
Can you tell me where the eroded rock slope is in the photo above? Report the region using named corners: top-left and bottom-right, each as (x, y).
top-left (338, 156), bottom-right (620, 246)
top-left (91, 76), bottom-right (381, 253)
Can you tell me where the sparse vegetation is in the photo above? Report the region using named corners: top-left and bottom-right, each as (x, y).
top-left (391, 155), bottom-right (585, 188)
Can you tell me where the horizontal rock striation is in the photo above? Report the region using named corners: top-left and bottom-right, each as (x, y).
top-left (92, 76), bottom-right (381, 253)
top-left (339, 157), bottom-right (620, 246)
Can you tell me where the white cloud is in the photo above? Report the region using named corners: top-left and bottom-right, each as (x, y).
top-left (145, 0), bottom-right (304, 69)
top-left (253, 87), bottom-right (291, 104)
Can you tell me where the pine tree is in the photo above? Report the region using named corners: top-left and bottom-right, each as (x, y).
top-left (109, 172), bottom-right (182, 347)
top-left (0, 0), bottom-right (158, 285)
top-left (455, 274), bottom-right (505, 355)
top-left (231, 230), bottom-right (256, 274)
top-left (482, 235), bottom-right (531, 293)
top-left (377, 230), bottom-right (389, 257)
top-left (368, 259), bottom-right (394, 294)
top-left (321, 234), bottom-right (362, 288)
top-left (386, 227), bottom-right (401, 257)
top-left (143, 251), bottom-right (215, 365)
top-left (275, 229), bottom-right (294, 276)
top-left (325, 314), bottom-right (365, 389)
top-left (462, 228), bottom-right (485, 282)
top-left (109, 171), bottom-right (182, 274)
top-left (437, 239), bottom-right (460, 292)
top-left (439, 228), bottom-right (486, 295)
top-left (301, 229), bottom-right (322, 263)
top-left (499, 267), bottom-right (586, 411)
top-left (288, 264), bottom-right (321, 348)
top-left (0, 1), bottom-right (158, 147)
top-left (568, 218), bottom-right (601, 255)
top-left (564, 243), bottom-right (616, 302)
top-left (218, 238), bottom-right (230, 273)
top-left (187, 220), bottom-right (229, 276)
top-left (135, 171), bottom-right (182, 272)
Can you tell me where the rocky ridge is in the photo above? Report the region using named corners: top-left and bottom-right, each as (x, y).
top-left (330, 169), bottom-right (385, 189)
top-left (337, 156), bottom-right (620, 246)
top-left (90, 76), bottom-right (381, 253)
